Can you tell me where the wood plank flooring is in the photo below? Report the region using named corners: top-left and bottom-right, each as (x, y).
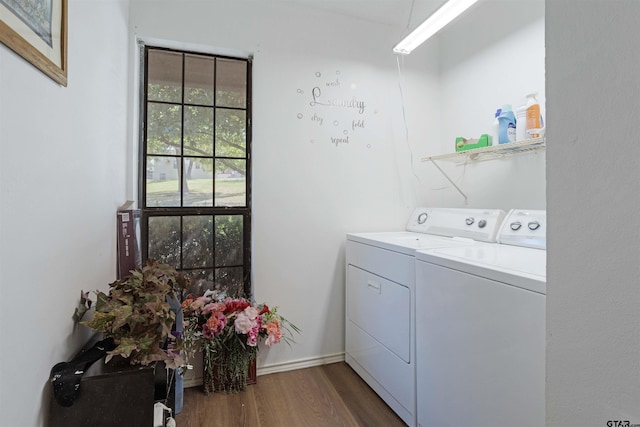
top-left (176, 362), bottom-right (406, 427)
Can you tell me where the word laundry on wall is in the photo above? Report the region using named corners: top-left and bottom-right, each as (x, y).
top-left (296, 69), bottom-right (376, 148)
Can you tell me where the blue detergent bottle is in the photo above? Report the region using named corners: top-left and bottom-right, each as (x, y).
top-left (498, 104), bottom-right (517, 144)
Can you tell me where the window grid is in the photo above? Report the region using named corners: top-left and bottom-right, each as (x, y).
top-left (139, 45), bottom-right (252, 298)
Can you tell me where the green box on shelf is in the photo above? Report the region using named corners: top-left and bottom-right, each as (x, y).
top-left (455, 134), bottom-right (491, 152)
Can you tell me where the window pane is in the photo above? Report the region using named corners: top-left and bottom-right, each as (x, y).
top-left (146, 156), bottom-right (181, 207)
top-left (148, 216), bottom-right (181, 269)
top-left (147, 103), bottom-right (182, 155)
top-left (147, 50), bottom-right (182, 103)
top-left (216, 58), bottom-right (246, 108)
top-left (215, 159), bottom-right (246, 207)
top-left (142, 48), bottom-right (250, 298)
top-left (185, 54), bottom-right (214, 106)
top-left (183, 269), bottom-right (215, 297)
top-left (184, 158), bottom-right (213, 207)
top-left (184, 106), bottom-right (214, 156)
top-left (215, 215), bottom-right (243, 267)
top-left (182, 216), bottom-right (213, 268)
top-left (215, 267), bottom-right (244, 298)
top-left (215, 108), bottom-right (246, 157)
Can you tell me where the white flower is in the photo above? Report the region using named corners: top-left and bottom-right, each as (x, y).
top-left (234, 312), bottom-right (256, 334)
top-left (244, 306), bottom-right (260, 320)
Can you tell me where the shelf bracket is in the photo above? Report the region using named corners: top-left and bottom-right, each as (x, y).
top-left (428, 158), bottom-right (468, 204)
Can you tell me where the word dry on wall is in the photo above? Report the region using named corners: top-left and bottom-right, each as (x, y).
top-left (296, 70), bottom-right (374, 148)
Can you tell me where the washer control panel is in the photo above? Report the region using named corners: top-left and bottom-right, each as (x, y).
top-left (497, 209), bottom-right (546, 249)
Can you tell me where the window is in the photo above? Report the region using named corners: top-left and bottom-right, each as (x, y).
top-left (139, 46), bottom-right (252, 298)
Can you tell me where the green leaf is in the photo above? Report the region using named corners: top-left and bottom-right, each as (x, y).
top-left (137, 335), bottom-right (156, 351)
top-left (94, 292), bottom-right (111, 312)
top-left (81, 311), bottom-right (115, 333)
top-left (111, 305), bottom-right (133, 331)
top-left (111, 337), bottom-right (137, 359)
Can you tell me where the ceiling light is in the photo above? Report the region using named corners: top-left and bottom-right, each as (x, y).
top-left (393, 0), bottom-right (479, 54)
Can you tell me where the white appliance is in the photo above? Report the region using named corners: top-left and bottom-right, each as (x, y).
top-left (346, 208), bottom-right (506, 426)
top-left (415, 209), bottom-right (546, 427)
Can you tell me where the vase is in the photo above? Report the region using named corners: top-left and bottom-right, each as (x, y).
top-left (203, 341), bottom-right (257, 394)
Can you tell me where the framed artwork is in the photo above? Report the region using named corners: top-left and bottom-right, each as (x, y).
top-left (0, 0), bottom-right (67, 86)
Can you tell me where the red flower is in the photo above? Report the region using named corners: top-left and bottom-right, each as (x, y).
top-left (223, 297), bottom-right (250, 314)
top-left (259, 304), bottom-right (270, 315)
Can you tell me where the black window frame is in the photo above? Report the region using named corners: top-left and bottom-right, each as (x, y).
top-left (138, 44), bottom-right (252, 298)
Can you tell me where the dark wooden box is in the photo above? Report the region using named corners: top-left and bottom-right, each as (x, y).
top-left (49, 356), bottom-right (173, 427)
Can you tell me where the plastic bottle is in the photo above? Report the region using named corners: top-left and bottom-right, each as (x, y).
top-left (498, 104), bottom-right (516, 144)
top-left (515, 104), bottom-right (527, 141)
top-left (490, 108), bottom-right (501, 146)
top-left (525, 93), bottom-right (544, 139)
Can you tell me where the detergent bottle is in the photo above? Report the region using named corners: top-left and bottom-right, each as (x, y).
top-left (498, 104), bottom-right (516, 144)
top-left (490, 108), bottom-right (501, 146)
top-left (525, 93), bottom-right (544, 139)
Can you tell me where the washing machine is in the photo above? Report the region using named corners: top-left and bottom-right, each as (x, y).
top-left (346, 208), bottom-right (506, 426)
top-left (415, 209), bottom-right (546, 427)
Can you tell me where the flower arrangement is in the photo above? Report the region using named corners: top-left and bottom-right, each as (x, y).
top-left (181, 291), bottom-right (299, 393)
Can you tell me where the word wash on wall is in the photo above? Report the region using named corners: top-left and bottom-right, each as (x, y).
top-left (296, 70), bottom-right (374, 148)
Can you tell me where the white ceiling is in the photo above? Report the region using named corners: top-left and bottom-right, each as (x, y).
top-left (283, 0), bottom-right (446, 29)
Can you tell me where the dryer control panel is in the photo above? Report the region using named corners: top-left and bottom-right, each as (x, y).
top-left (405, 208), bottom-right (505, 243)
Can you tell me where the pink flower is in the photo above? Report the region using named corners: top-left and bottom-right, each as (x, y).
top-left (265, 319), bottom-right (281, 335)
top-left (264, 319), bottom-right (282, 346)
top-left (214, 312), bottom-right (228, 333)
top-left (247, 328), bottom-right (258, 347)
top-left (191, 296), bottom-right (208, 312)
top-left (205, 311), bottom-right (227, 335)
top-left (202, 324), bottom-right (215, 339)
top-left (202, 302), bottom-right (226, 315)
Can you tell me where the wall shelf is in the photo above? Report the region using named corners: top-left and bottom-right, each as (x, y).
top-left (421, 137), bottom-right (546, 203)
top-left (421, 137), bottom-right (545, 164)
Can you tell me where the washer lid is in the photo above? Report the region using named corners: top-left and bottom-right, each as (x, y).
top-left (416, 244), bottom-right (546, 294)
top-left (347, 231), bottom-right (480, 256)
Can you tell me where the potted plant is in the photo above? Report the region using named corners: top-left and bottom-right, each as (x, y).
top-left (180, 291), bottom-right (300, 393)
top-left (80, 260), bottom-right (189, 369)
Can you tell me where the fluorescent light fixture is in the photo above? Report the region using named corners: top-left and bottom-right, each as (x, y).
top-left (393, 0), bottom-right (479, 54)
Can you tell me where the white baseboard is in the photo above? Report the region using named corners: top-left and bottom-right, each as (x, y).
top-left (182, 352), bottom-right (345, 389)
top-left (257, 352), bottom-right (345, 376)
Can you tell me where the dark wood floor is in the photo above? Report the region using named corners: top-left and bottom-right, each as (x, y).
top-left (176, 362), bottom-right (406, 427)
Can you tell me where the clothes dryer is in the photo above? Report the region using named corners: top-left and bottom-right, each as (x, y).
top-left (346, 208), bottom-right (505, 426)
top-left (415, 209), bottom-right (546, 427)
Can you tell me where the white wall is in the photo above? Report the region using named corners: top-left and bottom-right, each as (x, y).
top-left (8, 2), bottom-right (616, 425)
top-left (0, 1), bottom-right (130, 425)
top-left (412, 0), bottom-right (546, 210)
top-left (129, 0), bottom-right (440, 372)
top-left (546, 1), bottom-right (640, 425)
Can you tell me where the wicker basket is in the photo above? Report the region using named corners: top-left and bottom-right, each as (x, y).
top-left (203, 345), bottom-right (257, 394)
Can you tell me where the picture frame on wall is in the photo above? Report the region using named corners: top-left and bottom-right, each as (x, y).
top-left (0, 0), bottom-right (67, 86)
